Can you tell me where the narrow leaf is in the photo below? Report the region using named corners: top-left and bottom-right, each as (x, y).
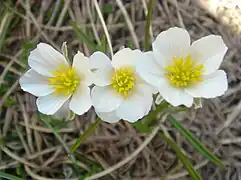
top-left (98, 34), bottom-right (107, 53)
top-left (0, 171), bottom-right (24, 180)
top-left (41, 115), bottom-right (80, 174)
top-left (71, 22), bottom-right (97, 51)
top-left (159, 133), bottom-right (202, 180)
top-left (144, 0), bottom-right (154, 50)
top-left (0, 12), bottom-right (13, 52)
top-left (133, 101), bottom-right (169, 133)
top-left (168, 115), bottom-right (224, 167)
top-left (71, 118), bottom-right (101, 153)
top-left (145, 101), bottom-right (169, 126)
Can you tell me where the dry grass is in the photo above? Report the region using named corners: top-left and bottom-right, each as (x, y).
top-left (0, 0), bottom-right (241, 179)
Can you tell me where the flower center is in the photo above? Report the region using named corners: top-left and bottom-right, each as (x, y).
top-left (111, 67), bottom-right (135, 99)
top-left (165, 55), bottom-right (204, 88)
top-left (48, 65), bottom-right (80, 96)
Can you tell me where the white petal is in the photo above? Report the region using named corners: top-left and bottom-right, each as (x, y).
top-left (185, 70), bottom-right (228, 98)
top-left (190, 35), bottom-right (228, 74)
top-left (111, 48), bottom-right (142, 69)
top-left (95, 110), bottom-right (120, 123)
top-left (91, 86), bottom-right (123, 112)
top-left (136, 51), bottom-right (165, 89)
top-left (69, 84), bottom-right (92, 115)
top-left (89, 51), bottom-right (113, 86)
top-left (152, 27), bottom-right (190, 68)
top-left (115, 84), bottom-right (153, 122)
top-left (138, 72), bottom-right (166, 91)
top-left (19, 69), bottom-right (54, 96)
top-left (72, 52), bottom-right (93, 86)
top-left (53, 100), bottom-right (70, 120)
top-left (36, 94), bottom-right (70, 115)
top-left (158, 78), bottom-right (193, 107)
top-left (28, 43), bottom-right (69, 77)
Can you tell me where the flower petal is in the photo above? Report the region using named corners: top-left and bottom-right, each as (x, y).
top-left (115, 84), bottom-right (153, 122)
top-left (136, 51), bottom-right (165, 89)
top-left (95, 110), bottom-right (120, 123)
top-left (137, 51), bottom-right (163, 76)
top-left (28, 43), bottom-right (69, 77)
top-left (158, 78), bottom-right (193, 107)
top-left (69, 84), bottom-right (92, 115)
top-left (19, 69), bottom-right (54, 96)
top-left (185, 70), bottom-right (228, 98)
top-left (111, 48), bottom-right (142, 69)
top-left (89, 51), bottom-right (113, 86)
top-left (152, 27), bottom-right (190, 68)
top-left (36, 94), bottom-right (70, 115)
top-left (190, 35), bottom-right (228, 74)
top-left (53, 100), bottom-right (70, 120)
top-left (72, 51), bottom-right (93, 86)
top-left (91, 86), bottom-right (123, 112)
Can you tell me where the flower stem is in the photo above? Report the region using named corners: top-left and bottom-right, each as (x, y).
top-left (70, 118), bottom-right (102, 153)
top-left (41, 117), bottom-right (80, 174)
top-left (144, 0), bottom-right (154, 51)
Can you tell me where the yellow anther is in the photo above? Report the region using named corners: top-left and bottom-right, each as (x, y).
top-left (48, 65), bottom-right (80, 96)
top-left (165, 55), bottom-right (204, 88)
top-left (111, 67), bottom-right (135, 99)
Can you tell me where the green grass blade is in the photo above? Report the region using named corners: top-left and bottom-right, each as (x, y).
top-left (145, 101), bottom-right (169, 126)
top-left (168, 115), bottom-right (224, 167)
top-left (0, 171), bottom-right (24, 180)
top-left (133, 101), bottom-right (169, 133)
top-left (144, 0), bottom-right (154, 50)
top-left (159, 133), bottom-right (202, 180)
top-left (98, 35), bottom-right (107, 53)
top-left (70, 118), bottom-right (101, 153)
top-left (41, 116), bottom-right (80, 174)
top-left (0, 12), bottom-right (13, 52)
top-left (71, 22), bottom-right (97, 51)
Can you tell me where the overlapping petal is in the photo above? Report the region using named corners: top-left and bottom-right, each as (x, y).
top-left (69, 84), bottom-right (92, 115)
top-left (89, 51), bottom-right (113, 86)
top-left (28, 43), bottom-right (69, 77)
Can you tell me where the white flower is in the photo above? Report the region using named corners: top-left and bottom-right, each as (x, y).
top-left (137, 27), bottom-right (228, 107)
top-left (89, 48), bottom-right (154, 123)
top-left (20, 43), bottom-right (93, 117)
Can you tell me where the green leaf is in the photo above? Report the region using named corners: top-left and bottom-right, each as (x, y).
top-left (144, 0), bottom-right (155, 50)
top-left (168, 115), bottom-right (224, 167)
top-left (159, 133), bottom-right (202, 180)
top-left (127, 39), bottom-right (133, 49)
top-left (70, 118), bottom-right (101, 153)
top-left (98, 35), bottom-right (107, 53)
top-left (0, 136), bottom-right (4, 149)
top-left (0, 12), bottom-right (13, 52)
top-left (20, 40), bottom-right (37, 65)
top-left (0, 171), bottom-right (24, 180)
top-left (40, 115), bottom-right (80, 175)
top-left (133, 121), bottom-right (152, 133)
top-left (145, 101), bottom-right (169, 126)
top-left (132, 101), bottom-right (169, 133)
top-left (71, 22), bottom-right (97, 51)
top-left (103, 4), bottom-right (113, 13)
top-left (3, 97), bottom-right (16, 108)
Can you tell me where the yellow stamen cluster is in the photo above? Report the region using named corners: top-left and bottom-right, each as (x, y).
top-left (165, 56), bottom-right (204, 88)
top-left (111, 67), bottom-right (135, 98)
top-left (48, 65), bottom-right (80, 96)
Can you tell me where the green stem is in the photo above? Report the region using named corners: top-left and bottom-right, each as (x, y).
top-left (159, 133), bottom-right (202, 180)
top-left (41, 118), bottom-right (80, 174)
top-left (144, 0), bottom-right (154, 51)
top-left (0, 172), bottom-right (24, 180)
top-left (70, 118), bottom-right (102, 153)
